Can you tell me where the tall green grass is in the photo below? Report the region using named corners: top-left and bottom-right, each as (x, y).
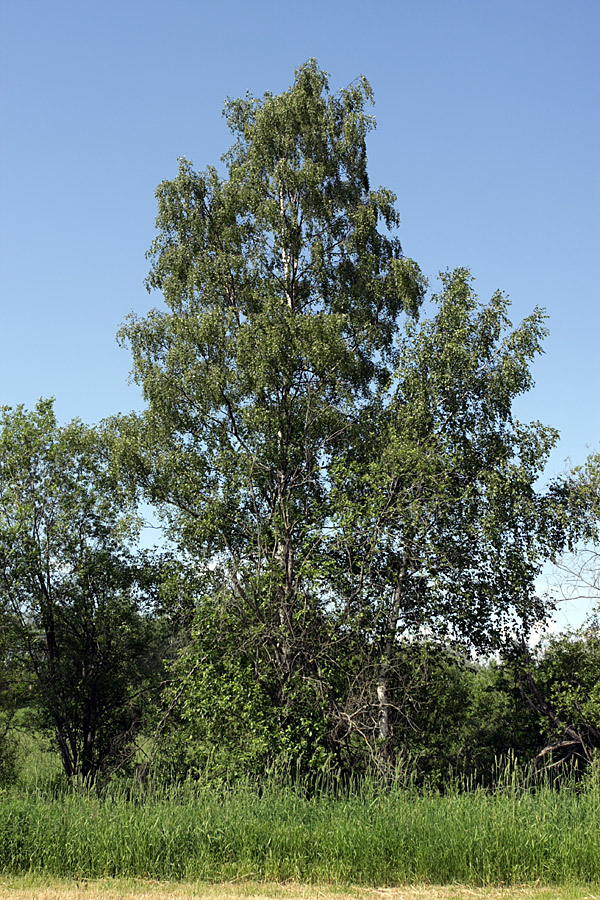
top-left (0, 768), bottom-right (598, 886)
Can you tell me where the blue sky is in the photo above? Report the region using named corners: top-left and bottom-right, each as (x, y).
top-left (1, 0), bottom-right (598, 626)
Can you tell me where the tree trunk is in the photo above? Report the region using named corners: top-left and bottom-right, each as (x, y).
top-left (376, 570), bottom-right (406, 769)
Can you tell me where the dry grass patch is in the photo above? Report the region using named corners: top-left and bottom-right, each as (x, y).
top-left (0, 880), bottom-right (597, 900)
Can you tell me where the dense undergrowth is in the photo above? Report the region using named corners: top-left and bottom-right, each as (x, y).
top-left (0, 764), bottom-right (599, 886)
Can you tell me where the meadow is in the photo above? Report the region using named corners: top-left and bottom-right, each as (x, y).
top-left (0, 765), bottom-right (599, 890)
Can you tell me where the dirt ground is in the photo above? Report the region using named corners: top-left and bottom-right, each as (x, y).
top-left (0, 879), bottom-right (597, 900)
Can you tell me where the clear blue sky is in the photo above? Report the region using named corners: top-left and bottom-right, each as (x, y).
top-left (1, 0), bottom-right (598, 626)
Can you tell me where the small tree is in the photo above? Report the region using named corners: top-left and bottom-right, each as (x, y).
top-left (327, 269), bottom-right (565, 765)
top-left (0, 400), bottom-right (159, 782)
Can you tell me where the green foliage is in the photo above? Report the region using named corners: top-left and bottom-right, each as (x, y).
top-left (152, 592), bottom-right (337, 781)
top-left (330, 268), bottom-right (560, 651)
top-left (460, 661), bottom-right (541, 780)
top-left (538, 626), bottom-right (600, 739)
top-left (513, 624), bottom-right (600, 772)
top-left (564, 452), bottom-right (600, 541)
top-left (0, 400), bottom-right (161, 782)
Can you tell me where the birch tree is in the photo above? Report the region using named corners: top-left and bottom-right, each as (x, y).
top-left (117, 60), bottom-right (424, 767)
top-left (328, 269), bottom-right (565, 765)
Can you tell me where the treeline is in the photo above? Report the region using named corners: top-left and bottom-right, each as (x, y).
top-left (1, 61), bottom-right (599, 788)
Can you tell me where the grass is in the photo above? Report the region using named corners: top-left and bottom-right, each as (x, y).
top-left (4, 713), bottom-right (62, 790)
top-left (0, 771), bottom-right (599, 888)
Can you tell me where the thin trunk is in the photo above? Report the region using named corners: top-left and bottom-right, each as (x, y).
top-left (55, 721), bottom-right (76, 778)
top-left (376, 681), bottom-right (389, 742)
top-left (39, 583), bottom-right (78, 778)
top-left (376, 565), bottom-right (407, 766)
top-left (274, 454), bottom-right (294, 688)
top-left (81, 680), bottom-right (98, 780)
top-left (275, 529), bottom-right (294, 681)
top-left (278, 185), bottom-right (297, 310)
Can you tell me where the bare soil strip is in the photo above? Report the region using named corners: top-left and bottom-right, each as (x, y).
top-left (0, 880), bottom-right (598, 900)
